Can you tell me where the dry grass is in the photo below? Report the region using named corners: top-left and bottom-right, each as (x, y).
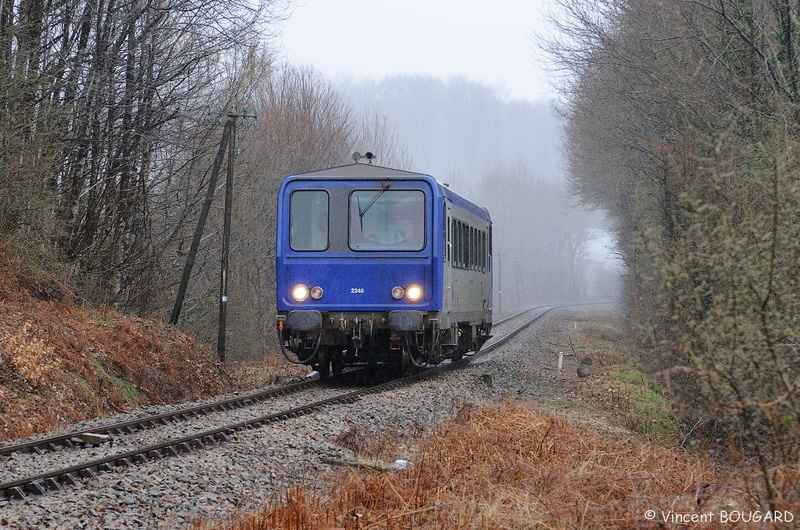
top-left (227, 357), bottom-right (307, 388)
top-left (0, 244), bottom-right (302, 441)
top-left (0, 300), bottom-right (230, 439)
top-left (214, 402), bottom-right (752, 529)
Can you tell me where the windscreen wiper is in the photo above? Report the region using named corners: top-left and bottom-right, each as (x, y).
top-left (358, 182), bottom-right (390, 228)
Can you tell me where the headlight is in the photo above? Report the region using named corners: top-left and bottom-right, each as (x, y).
top-left (391, 286), bottom-right (405, 300)
top-left (310, 286), bottom-right (324, 300)
top-left (291, 284), bottom-right (310, 302)
top-left (406, 284), bottom-right (423, 302)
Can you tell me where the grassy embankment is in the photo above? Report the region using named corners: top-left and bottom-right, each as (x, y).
top-left (0, 248), bottom-right (304, 441)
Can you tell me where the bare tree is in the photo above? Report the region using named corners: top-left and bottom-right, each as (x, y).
top-left (169, 63), bottom-right (360, 358)
top-left (479, 164), bottom-right (597, 309)
top-left (0, 0), bottom-right (289, 309)
top-left (547, 0), bottom-right (800, 507)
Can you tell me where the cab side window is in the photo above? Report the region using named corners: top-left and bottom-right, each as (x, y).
top-left (290, 190), bottom-right (329, 251)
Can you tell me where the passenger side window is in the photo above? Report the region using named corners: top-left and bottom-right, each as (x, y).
top-left (290, 190), bottom-right (329, 251)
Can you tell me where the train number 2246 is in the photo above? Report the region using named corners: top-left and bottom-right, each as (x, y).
top-left (350, 288), bottom-right (365, 294)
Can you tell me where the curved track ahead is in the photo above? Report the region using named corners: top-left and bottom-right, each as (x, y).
top-left (0, 303), bottom-right (590, 502)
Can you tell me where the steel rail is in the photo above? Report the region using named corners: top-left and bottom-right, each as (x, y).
top-left (0, 379), bottom-right (323, 458)
top-left (0, 303), bottom-right (601, 502)
top-left (0, 306), bottom-right (541, 460)
top-left (0, 350), bottom-right (467, 502)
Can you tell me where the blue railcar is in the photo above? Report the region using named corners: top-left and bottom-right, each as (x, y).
top-left (275, 162), bottom-right (492, 377)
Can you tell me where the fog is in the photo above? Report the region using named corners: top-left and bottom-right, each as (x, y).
top-left (338, 76), bottom-right (621, 309)
top-left (341, 75), bottom-right (563, 184)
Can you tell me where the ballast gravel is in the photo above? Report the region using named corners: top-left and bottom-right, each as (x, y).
top-left (0, 308), bottom-right (607, 529)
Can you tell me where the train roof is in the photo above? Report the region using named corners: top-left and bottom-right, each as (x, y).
top-left (290, 163), bottom-right (424, 179)
top-left (284, 163), bottom-right (491, 222)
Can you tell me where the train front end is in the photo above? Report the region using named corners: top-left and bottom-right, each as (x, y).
top-left (275, 164), bottom-right (443, 376)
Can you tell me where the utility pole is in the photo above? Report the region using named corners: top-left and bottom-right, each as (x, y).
top-left (170, 121), bottom-right (230, 327)
top-left (215, 106), bottom-right (257, 362)
top-left (169, 104), bottom-right (257, 363)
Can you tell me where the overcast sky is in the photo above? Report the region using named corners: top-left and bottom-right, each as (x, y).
top-left (276, 0), bottom-right (558, 103)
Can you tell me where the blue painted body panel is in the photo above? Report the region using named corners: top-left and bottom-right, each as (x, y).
top-left (275, 164), bottom-right (490, 316)
top-left (277, 257), bottom-right (439, 311)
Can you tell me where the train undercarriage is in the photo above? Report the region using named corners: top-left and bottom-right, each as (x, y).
top-left (278, 312), bottom-right (492, 378)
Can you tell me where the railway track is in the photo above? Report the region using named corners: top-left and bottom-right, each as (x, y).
top-left (0, 304), bottom-right (569, 503)
top-left (0, 379), bottom-right (323, 460)
top-left (0, 304), bottom-right (536, 461)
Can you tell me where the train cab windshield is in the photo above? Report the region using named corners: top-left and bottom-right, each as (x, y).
top-left (349, 189), bottom-right (425, 251)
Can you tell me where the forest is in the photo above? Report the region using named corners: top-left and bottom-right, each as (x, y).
top-left (2, 0), bottom-right (796, 511)
top-left (0, 0), bottom-right (605, 360)
top-left (551, 0), bottom-right (800, 508)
